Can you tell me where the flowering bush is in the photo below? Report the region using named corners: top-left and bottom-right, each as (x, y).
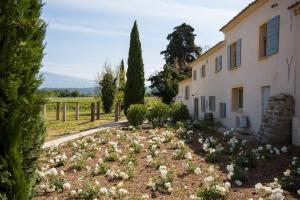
top-left (279, 157), bottom-right (300, 196)
top-left (147, 166), bottom-right (174, 193)
top-left (190, 176), bottom-right (230, 199)
top-left (254, 179), bottom-right (285, 200)
top-left (127, 104), bottom-right (147, 127)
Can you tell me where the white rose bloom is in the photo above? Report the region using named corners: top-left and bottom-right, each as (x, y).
top-left (280, 146), bottom-right (288, 153)
top-left (63, 182), bottom-right (71, 190)
top-left (194, 167), bottom-right (202, 175)
top-left (118, 188), bottom-right (128, 195)
top-left (185, 152), bottom-right (193, 160)
top-left (255, 183), bottom-right (263, 193)
top-left (70, 190), bottom-right (76, 195)
top-left (234, 180), bottom-right (242, 186)
top-left (164, 182), bottom-right (171, 188)
top-left (284, 169), bottom-right (291, 176)
top-left (224, 182), bottom-right (231, 190)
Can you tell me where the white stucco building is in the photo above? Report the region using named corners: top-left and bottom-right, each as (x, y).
top-left (176, 0), bottom-right (300, 145)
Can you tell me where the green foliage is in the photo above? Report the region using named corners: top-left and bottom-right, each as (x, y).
top-left (48, 175), bottom-right (64, 190)
top-left (99, 63), bottom-right (117, 113)
top-left (126, 104), bottom-right (147, 127)
top-left (71, 158), bottom-right (86, 171)
top-left (149, 23), bottom-right (201, 104)
top-left (124, 21), bottom-right (145, 114)
top-left (196, 187), bottom-right (223, 200)
top-left (171, 102), bottom-right (189, 122)
top-left (147, 100), bottom-right (170, 127)
top-left (76, 183), bottom-right (100, 200)
top-left (235, 150), bottom-right (257, 169)
top-left (0, 0), bottom-right (46, 199)
top-left (160, 23), bottom-right (202, 65)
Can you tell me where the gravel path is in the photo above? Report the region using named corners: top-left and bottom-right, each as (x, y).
top-left (42, 121), bottom-right (128, 149)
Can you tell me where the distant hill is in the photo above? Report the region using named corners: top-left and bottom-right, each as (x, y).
top-left (41, 87), bottom-right (97, 96)
top-left (40, 72), bottom-right (96, 89)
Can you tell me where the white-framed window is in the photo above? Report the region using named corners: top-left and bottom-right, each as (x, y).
top-left (193, 70), bottom-right (197, 80)
top-left (219, 103), bottom-right (226, 118)
top-left (201, 65), bottom-right (206, 77)
top-left (185, 86), bottom-right (190, 100)
top-left (215, 56), bottom-right (222, 72)
top-left (232, 87), bottom-right (243, 111)
top-left (209, 96), bottom-right (216, 111)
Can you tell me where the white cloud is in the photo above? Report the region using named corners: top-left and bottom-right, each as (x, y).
top-left (46, 0), bottom-right (237, 27)
top-left (49, 22), bottom-right (128, 37)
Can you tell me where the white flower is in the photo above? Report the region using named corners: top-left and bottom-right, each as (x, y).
top-left (235, 180), bottom-right (242, 186)
top-left (118, 188), bottom-right (128, 195)
top-left (185, 152), bottom-right (193, 160)
top-left (70, 190), bottom-right (76, 195)
top-left (255, 183), bottom-right (264, 193)
top-left (283, 169), bottom-right (291, 176)
top-left (280, 146), bottom-right (287, 153)
top-left (63, 182), bottom-right (71, 190)
top-left (164, 182), bottom-right (171, 188)
top-left (270, 188), bottom-right (284, 200)
top-left (266, 144), bottom-right (272, 150)
top-left (194, 167), bottom-right (202, 175)
top-left (297, 189), bottom-right (300, 196)
top-left (189, 195), bottom-right (201, 200)
top-left (226, 164), bottom-right (234, 173)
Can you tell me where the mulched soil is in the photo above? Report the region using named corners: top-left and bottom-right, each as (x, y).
top-left (35, 127), bottom-right (300, 200)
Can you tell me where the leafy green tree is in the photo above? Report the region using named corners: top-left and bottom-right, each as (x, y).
top-left (99, 63), bottom-right (117, 113)
top-left (149, 23), bottom-right (200, 104)
top-left (0, 0), bottom-right (46, 199)
top-left (124, 21), bottom-right (145, 113)
top-left (161, 23), bottom-right (201, 65)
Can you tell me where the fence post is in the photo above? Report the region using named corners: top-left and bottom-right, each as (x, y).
top-left (115, 102), bottom-right (119, 122)
top-left (91, 103), bottom-right (95, 122)
top-left (43, 104), bottom-right (47, 118)
top-left (56, 102), bottom-right (60, 120)
top-left (63, 103), bottom-right (67, 122)
top-left (96, 101), bottom-right (100, 120)
top-left (75, 102), bottom-right (80, 120)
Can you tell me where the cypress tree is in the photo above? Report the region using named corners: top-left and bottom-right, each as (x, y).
top-left (0, 1), bottom-right (46, 199)
top-left (118, 59), bottom-right (126, 92)
top-left (124, 21), bottom-right (145, 113)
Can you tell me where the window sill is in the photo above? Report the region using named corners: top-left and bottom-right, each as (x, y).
top-left (258, 55), bottom-right (269, 61)
top-left (215, 70), bottom-right (222, 74)
top-left (231, 109), bottom-right (243, 113)
top-left (228, 66), bottom-right (240, 71)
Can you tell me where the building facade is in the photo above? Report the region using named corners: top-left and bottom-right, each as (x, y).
top-left (176, 0), bottom-right (300, 145)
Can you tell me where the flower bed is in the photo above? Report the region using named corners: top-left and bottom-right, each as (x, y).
top-left (35, 126), bottom-right (300, 199)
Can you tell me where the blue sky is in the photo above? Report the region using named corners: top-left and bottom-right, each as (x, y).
top-left (42, 0), bottom-right (253, 83)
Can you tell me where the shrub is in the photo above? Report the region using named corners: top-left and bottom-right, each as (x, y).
top-left (126, 104), bottom-right (147, 127)
top-left (147, 101), bottom-right (170, 127)
top-left (171, 102), bottom-right (189, 122)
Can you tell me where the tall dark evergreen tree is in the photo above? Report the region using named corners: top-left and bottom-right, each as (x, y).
top-left (0, 1), bottom-right (46, 199)
top-left (124, 21), bottom-right (145, 113)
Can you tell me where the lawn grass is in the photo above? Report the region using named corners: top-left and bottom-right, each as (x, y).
top-left (45, 97), bottom-right (125, 141)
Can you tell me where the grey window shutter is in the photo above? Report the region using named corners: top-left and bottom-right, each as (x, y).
top-left (215, 57), bottom-right (218, 72)
top-left (219, 56), bottom-right (222, 70)
top-left (227, 45), bottom-right (231, 69)
top-left (266, 15), bottom-right (280, 56)
top-left (236, 39), bottom-right (242, 67)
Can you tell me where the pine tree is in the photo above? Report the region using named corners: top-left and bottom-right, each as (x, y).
top-left (124, 21), bottom-right (145, 113)
top-left (0, 0), bottom-right (46, 199)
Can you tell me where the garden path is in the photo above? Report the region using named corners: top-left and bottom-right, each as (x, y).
top-left (42, 120), bottom-right (128, 149)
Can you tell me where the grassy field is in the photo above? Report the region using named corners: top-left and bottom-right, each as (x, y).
top-left (45, 97), bottom-right (124, 141)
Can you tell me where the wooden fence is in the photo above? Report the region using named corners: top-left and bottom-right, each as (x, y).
top-left (43, 101), bottom-right (122, 122)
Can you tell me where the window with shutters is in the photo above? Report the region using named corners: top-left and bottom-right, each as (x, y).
top-left (193, 70), bottom-right (197, 80)
top-left (259, 23), bottom-right (268, 58)
top-left (232, 87), bottom-right (243, 112)
top-left (219, 103), bottom-right (227, 118)
top-left (259, 15), bottom-right (280, 58)
top-left (227, 39), bottom-right (241, 69)
top-left (185, 86), bottom-right (190, 100)
top-left (215, 56), bottom-right (222, 73)
top-left (201, 65), bottom-right (206, 77)
top-left (201, 96), bottom-right (206, 112)
top-left (209, 96), bottom-right (216, 111)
